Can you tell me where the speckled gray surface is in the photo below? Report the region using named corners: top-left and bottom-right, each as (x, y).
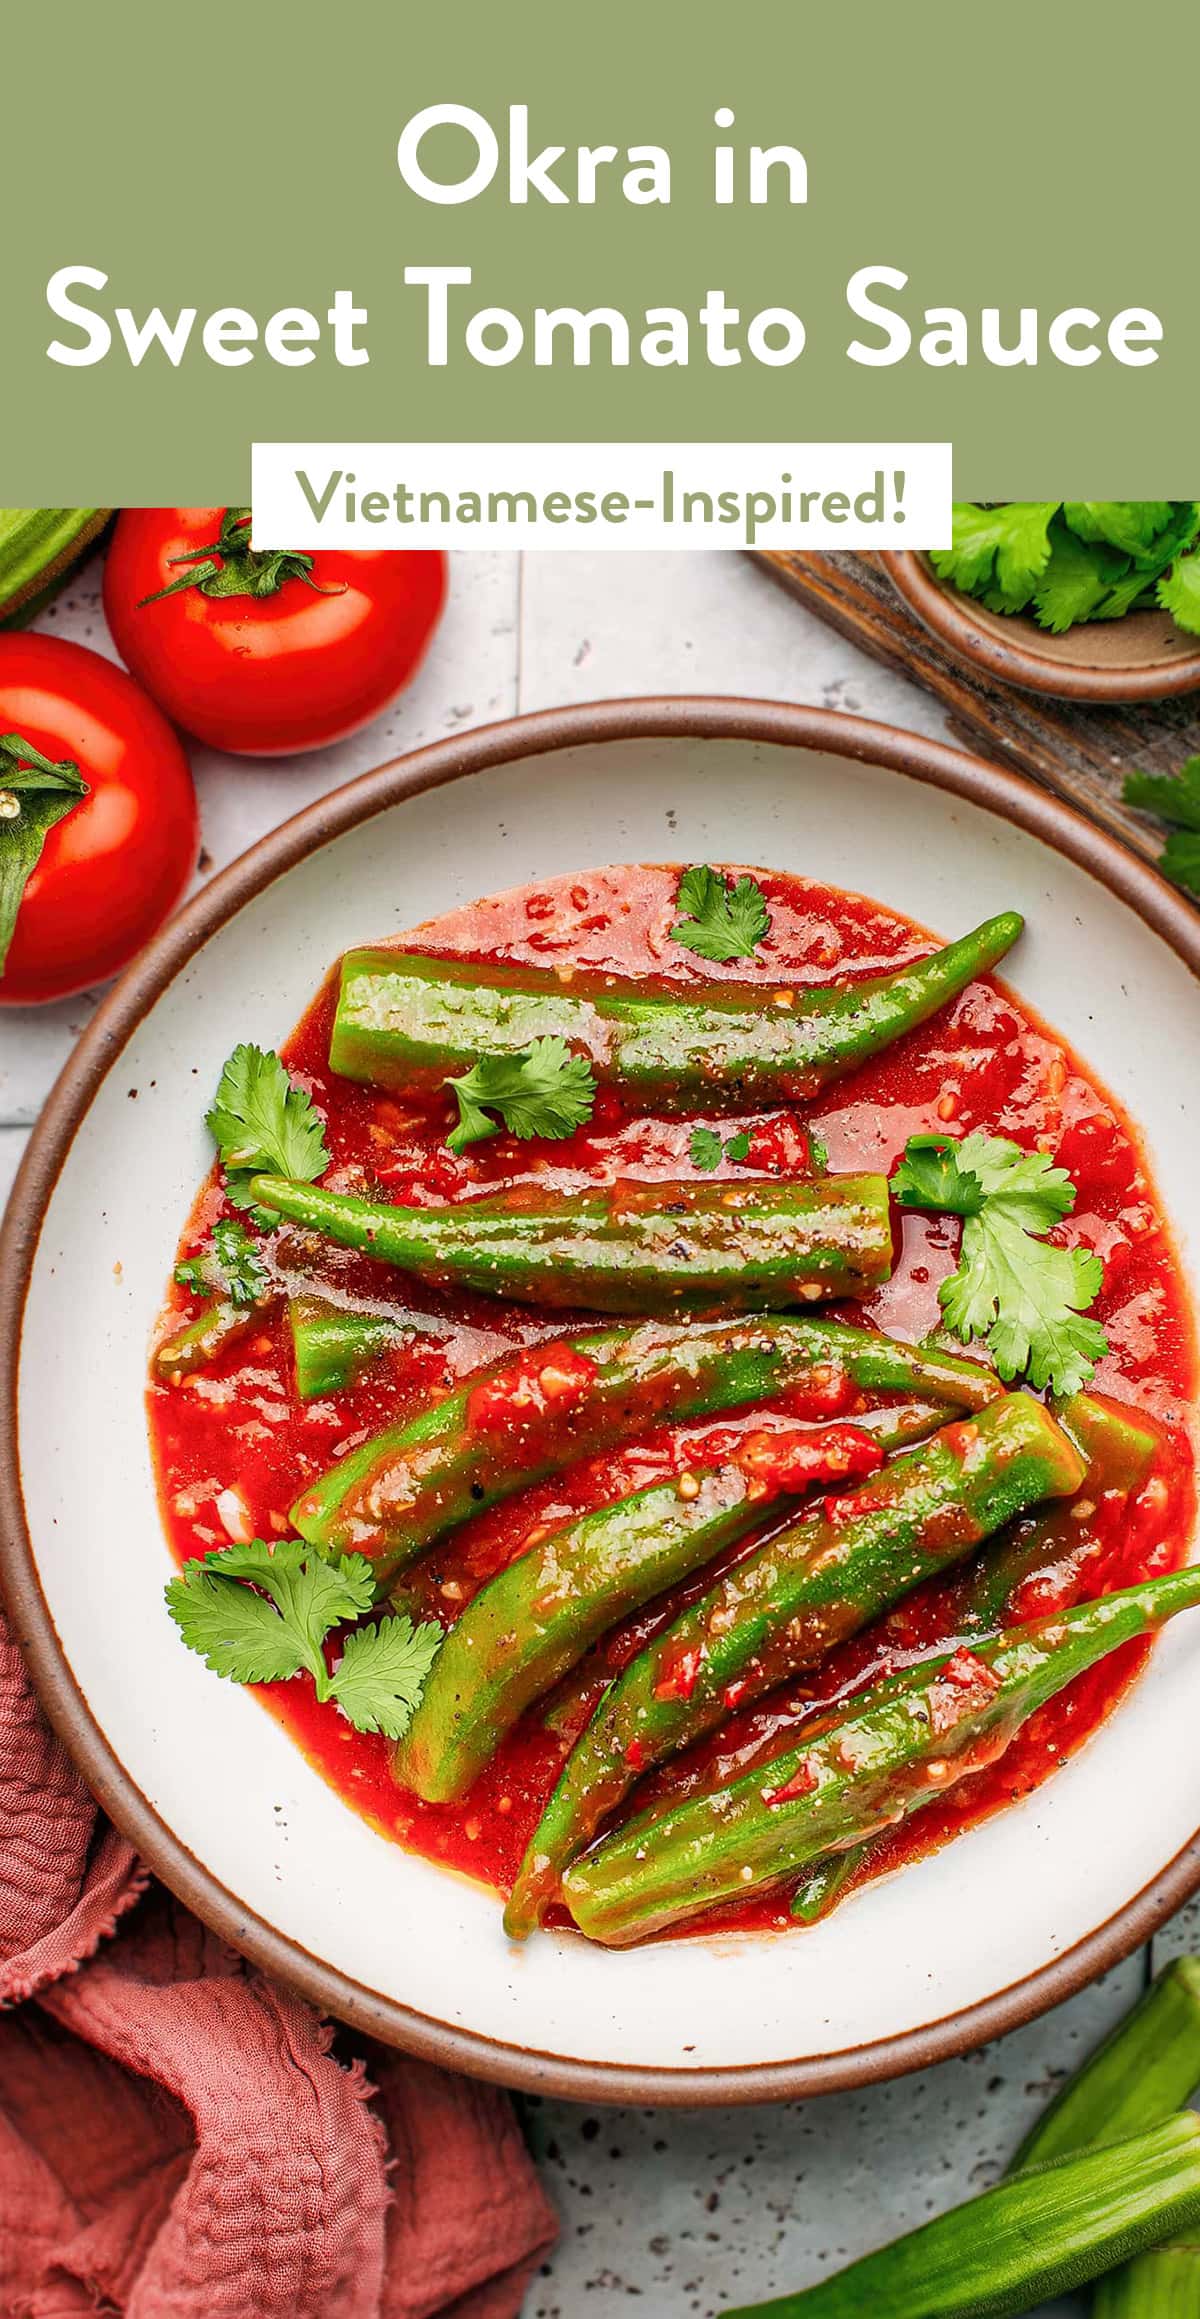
top-left (518, 1957), bottom-right (1155, 2317)
top-left (2, 545), bottom-right (1194, 2316)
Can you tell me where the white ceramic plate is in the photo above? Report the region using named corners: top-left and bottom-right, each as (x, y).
top-left (3, 700), bottom-right (1198, 2103)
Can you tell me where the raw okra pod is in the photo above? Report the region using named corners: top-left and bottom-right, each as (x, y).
top-left (1010, 1953), bottom-right (1200, 2317)
top-left (1012, 1955), bottom-right (1200, 2171)
top-left (1094, 2236), bottom-right (1200, 2316)
top-left (719, 2114), bottom-right (1200, 2319)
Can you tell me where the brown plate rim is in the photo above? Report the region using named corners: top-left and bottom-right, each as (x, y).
top-left (885, 549), bottom-right (1200, 704)
top-left (3, 692), bottom-right (1200, 2106)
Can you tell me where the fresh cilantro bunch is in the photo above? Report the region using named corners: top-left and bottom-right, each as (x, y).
top-left (174, 1218), bottom-right (269, 1308)
top-left (670, 865), bottom-right (772, 963)
top-left (166, 1538), bottom-right (442, 1739)
top-left (893, 1131), bottom-right (1108, 1398)
top-left (932, 503), bottom-right (1200, 637)
top-left (446, 1034), bottom-right (597, 1153)
top-left (207, 1043), bottom-right (330, 1220)
top-left (1124, 759), bottom-right (1200, 898)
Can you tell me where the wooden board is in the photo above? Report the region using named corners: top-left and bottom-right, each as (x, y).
top-left (756, 551), bottom-right (1200, 875)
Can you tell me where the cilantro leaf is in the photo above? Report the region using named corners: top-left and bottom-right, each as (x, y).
top-left (931, 504), bottom-right (1058, 613)
top-left (948, 1219), bottom-right (1107, 1398)
top-left (893, 1131), bottom-right (1107, 1397)
top-left (446, 1035), bottom-right (596, 1153)
top-left (1032, 508), bottom-right (1199, 635)
top-left (215, 1536), bottom-right (376, 1651)
top-left (950, 1132), bottom-right (1077, 1230)
top-left (327, 1613), bottom-right (443, 1739)
top-left (164, 1564), bottom-right (312, 1685)
top-left (808, 1135), bottom-right (829, 1174)
top-left (207, 1044), bottom-right (329, 1214)
top-left (1064, 503), bottom-right (1173, 556)
top-left (1157, 547), bottom-right (1200, 639)
top-left (165, 1538), bottom-right (442, 1736)
top-left (1124, 760), bottom-right (1200, 833)
top-left (1124, 757), bottom-right (1200, 896)
top-left (1033, 520), bottom-right (1131, 634)
top-left (1158, 832), bottom-right (1200, 896)
top-left (175, 1218), bottom-right (269, 1308)
top-left (689, 1126), bottom-right (753, 1173)
top-left (446, 1076), bottom-right (499, 1153)
top-left (689, 1126), bottom-right (724, 1173)
top-left (670, 865), bottom-right (772, 963)
top-left (891, 1136), bottom-right (984, 1217)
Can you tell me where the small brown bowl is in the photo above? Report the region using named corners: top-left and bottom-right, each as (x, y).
top-left (886, 550), bottom-right (1200, 704)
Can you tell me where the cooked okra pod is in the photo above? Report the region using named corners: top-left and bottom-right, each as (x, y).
top-left (564, 1565), bottom-right (1200, 1947)
top-left (253, 1172), bottom-right (895, 1314)
top-left (789, 1845), bottom-right (869, 1924)
top-left (506, 1392), bottom-right (1082, 1937)
top-left (960, 1390), bottom-right (1159, 1630)
top-left (396, 1413), bottom-right (942, 1805)
top-left (791, 1389), bottom-right (1165, 1918)
top-left (330, 914), bottom-right (1024, 1109)
top-left (153, 1298), bottom-right (265, 1381)
top-left (292, 1313), bottom-right (1003, 1585)
top-left (288, 1296), bottom-right (403, 1399)
top-left (536, 1397), bottom-right (953, 1744)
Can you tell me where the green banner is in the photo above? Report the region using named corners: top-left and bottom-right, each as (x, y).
top-left (5, 0), bottom-right (1196, 501)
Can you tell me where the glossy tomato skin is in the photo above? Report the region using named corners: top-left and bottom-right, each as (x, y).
top-left (0, 634), bottom-right (198, 1006)
top-left (103, 512), bottom-right (448, 756)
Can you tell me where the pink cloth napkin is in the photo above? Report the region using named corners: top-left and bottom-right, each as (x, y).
top-left (0, 1608), bottom-right (557, 2318)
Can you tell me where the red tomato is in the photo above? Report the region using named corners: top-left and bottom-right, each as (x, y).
top-left (103, 509), bottom-right (447, 756)
top-left (0, 634), bottom-right (198, 1006)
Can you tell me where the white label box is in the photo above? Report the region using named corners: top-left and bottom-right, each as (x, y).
top-left (251, 441), bottom-right (953, 551)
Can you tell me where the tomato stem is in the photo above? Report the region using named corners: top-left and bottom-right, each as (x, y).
top-left (0, 733), bottom-right (89, 979)
top-left (138, 508), bottom-right (345, 606)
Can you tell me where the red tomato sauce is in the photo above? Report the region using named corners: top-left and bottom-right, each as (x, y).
top-left (147, 866), bottom-right (1196, 1937)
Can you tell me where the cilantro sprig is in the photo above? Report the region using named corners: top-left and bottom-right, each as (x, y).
top-left (893, 1131), bottom-right (1108, 1398)
top-left (932, 502), bottom-right (1200, 638)
top-left (1124, 758), bottom-right (1200, 898)
top-left (670, 865), bottom-right (772, 963)
top-left (166, 1539), bottom-right (442, 1739)
top-left (206, 1043), bottom-right (330, 1220)
top-left (175, 1218), bottom-right (269, 1308)
top-left (689, 1126), bottom-right (752, 1173)
top-left (446, 1034), bottom-right (596, 1153)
